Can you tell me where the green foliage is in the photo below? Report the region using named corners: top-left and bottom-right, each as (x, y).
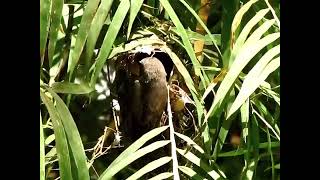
top-left (40, 111), bottom-right (45, 180)
top-left (40, 0), bottom-right (280, 179)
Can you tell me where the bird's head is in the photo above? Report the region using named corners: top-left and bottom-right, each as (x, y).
top-left (139, 57), bottom-right (167, 82)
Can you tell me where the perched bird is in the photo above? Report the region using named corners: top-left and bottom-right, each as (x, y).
top-left (117, 56), bottom-right (168, 141)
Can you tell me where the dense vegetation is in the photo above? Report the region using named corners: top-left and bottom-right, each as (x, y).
top-left (40, 0), bottom-right (280, 179)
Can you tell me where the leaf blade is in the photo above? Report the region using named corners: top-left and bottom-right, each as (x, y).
top-left (162, 47), bottom-right (196, 94)
top-left (40, 111), bottom-right (45, 180)
top-left (127, 0), bottom-right (144, 38)
top-left (48, 0), bottom-right (64, 66)
top-left (51, 81), bottom-right (94, 94)
top-left (68, 0), bottom-right (101, 79)
top-left (126, 157), bottom-right (172, 180)
top-left (108, 126), bottom-right (169, 170)
top-left (84, 0), bottom-right (114, 72)
top-left (227, 45), bottom-right (280, 118)
top-left (46, 88), bottom-right (90, 179)
top-left (231, 0), bottom-right (259, 44)
top-left (177, 0), bottom-right (222, 56)
top-left (232, 8), bottom-right (270, 55)
top-left (177, 148), bottom-right (226, 179)
top-left (205, 32), bottom-right (280, 123)
top-left (40, 0), bottom-right (51, 64)
top-left (174, 132), bottom-right (204, 154)
top-left (159, 0), bottom-right (201, 77)
top-left (178, 166), bottom-right (208, 180)
top-left (90, 0), bottom-right (130, 86)
top-left (148, 172), bottom-right (173, 180)
top-left (40, 91), bottom-right (73, 180)
top-left (99, 140), bottom-right (170, 179)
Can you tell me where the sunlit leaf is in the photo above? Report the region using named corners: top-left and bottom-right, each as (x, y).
top-left (245, 19), bottom-right (276, 46)
top-left (232, 8), bottom-right (270, 55)
top-left (107, 126), bottom-right (168, 170)
top-left (240, 99), bottom-right (250, 143)
top-left (45, 147), bottom-right (57, 162)
top-left (264, 0), bottom-right (280, 28)
top-left (174, 132), bottom-right (204, 154)
top-left (177, 148), bottom-right (226, 179)
top-left (51, 81), bottom-right (94, 94)
top-left (205, 33), bottom-right (279, 123)
top-left (126, 157), bottom-right (172, 180)
top-left (167, 94), bottom-right (180, 180)
top-left (40, 111), bottom-right (45, 180)
top-left (148, 172), bottom-right (173, 180)
top-left (178, 166), bottom-right (208, 180)
top-left (260, 84), bottom-right (280, 105)
top-left (109, 37), bottom-right (165, 59)
top-left (201, 82), bottom-right (217, 102)
top-left (45, 134), bottom-right (55, 145)
top-left (241, 115), bottom-right (260, 180)
top-left (253, 108), bottom-right (280, 140)
top-left (231, 0), bottom-right (259, 44)
top-left (227, 45), bottom-right (279, 118)
top-left (99, 140), bottom-right (170, 179)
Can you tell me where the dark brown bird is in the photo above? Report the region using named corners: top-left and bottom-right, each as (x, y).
top-left (118, 56), bottom-right (168, 141)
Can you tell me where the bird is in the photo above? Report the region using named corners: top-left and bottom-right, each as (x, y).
top-left (117, 56), bottom-right (168, 141)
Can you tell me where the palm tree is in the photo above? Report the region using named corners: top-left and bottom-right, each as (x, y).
top-left (40, 0), bottom-right (280, 179)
